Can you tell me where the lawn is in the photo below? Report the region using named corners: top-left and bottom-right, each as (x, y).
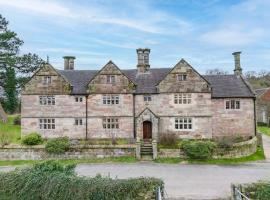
top-left (0, 115), bottom-right (21, 144)
top-left (258, 125), bottom-right (270, 136)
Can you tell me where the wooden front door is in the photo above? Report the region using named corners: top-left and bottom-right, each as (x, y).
top-left (143, 121), bottom-right (152, 140)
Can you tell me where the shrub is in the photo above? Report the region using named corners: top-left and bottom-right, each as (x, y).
top-left (0, 161), bottom-right (164, 200)
top-left (13, 115), bottom-right (21, 125)
top-left (45, 137), bottom-right (70, 154)
top-left (181, 140), bottom-right (216, 160)
top-left (245, 182), bottom-right (270, 200)
top-left (22, 133), bottom-right (43, 145)
top-left (0, 129), bottom-right (10, 147)
top-left (159, 133), bottom-right (178, 147)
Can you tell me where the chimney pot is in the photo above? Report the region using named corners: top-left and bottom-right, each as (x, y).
top-left (232, 51), bottom-right (242, 76)
top-left (63, 56), bottom-right (76, 70)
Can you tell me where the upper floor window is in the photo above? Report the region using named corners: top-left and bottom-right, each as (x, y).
top-left (43, 76), bottom-right (51, 85)
top-left (39, 96), bottom-right (55, 105)
top-left (225, 100), bottom-right (240, 110)
top-left (75, 96), bottom-right (83, 102)
top-left (175, 117), bottom-right (192, 130)
top-left (103, 95), bottom-right (119, 105)
top-left (174, 94), bottom-right (191, 104)
top-left (103, 117), bottom-right (119, 129)
top-left (177, 74), bottom-right (187, 81)
top-left (144, 95), bottom-right (152, 102)
top-left (106, 75), bottom-right (116, 84)
top-left (39, 118), bottom-right (55, 129)
top-left (75, 118), bottom-right (83, 126)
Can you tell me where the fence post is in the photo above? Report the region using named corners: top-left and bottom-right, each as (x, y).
top-left (152, 139), bottom-right (157, 159)
top-left (136, 137), bottom-right (141, 159)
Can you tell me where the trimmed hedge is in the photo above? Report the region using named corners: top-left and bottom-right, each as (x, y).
top-left (0, 161), bottom-right (164, 200)
top-left (181, 140), bottom-right (216, 159)
top-left (22, 133), bottom-right (43, 145)
top-left (45, 137), bottom-right (70, 154)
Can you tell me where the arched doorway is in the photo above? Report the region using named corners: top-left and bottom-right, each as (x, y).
top-left (143, 121), bottom-right (152, 140)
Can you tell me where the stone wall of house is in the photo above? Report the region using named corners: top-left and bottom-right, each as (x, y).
top-left (0, 145), bottom-right (135, 160)
top-left (211, 98), bottom-right (255, 139)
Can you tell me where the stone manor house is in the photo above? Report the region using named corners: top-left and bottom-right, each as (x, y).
top-left (21, 49), bottom-right (256, 141)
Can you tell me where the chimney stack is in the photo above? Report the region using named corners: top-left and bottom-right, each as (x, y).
top-left (232, 52), bottom-right (242, 76)
top-left (63, 56), bottom-right (76, 70)
top-left (137, 48), bottom-right (150, 73)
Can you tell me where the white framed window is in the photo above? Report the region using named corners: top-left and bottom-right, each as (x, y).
top-left (39, 118), bottom-right (55, 129)
top-left (39, 96), bottom-right (55, 105)
top-left (75, 96), bottom-right (83, 102)
top-left (75, 118), bottom-right (83, 126)
top-left (225, 100), bottom-right (240, 110)
top-left (106, 75), bottom-right (116, 84)
top-left (43, 76), bottom-right (51, 85)
top-left (175, 117), bottom-right (193, 130)
top-left (174, 94), bottom-right (191, 104)
top-left (102, 95), bottom-right (119, 105)
top-left (144, 95), bottom-right (152, 102)
top-left (103, 117), bottom-right (119, 129)
top-left (177, 74), bottom-right (187, 81)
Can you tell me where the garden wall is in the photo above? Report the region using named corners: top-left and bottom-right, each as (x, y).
top-left (158, 137), bottom-right (257, 159)
top-left (0, 144), bottom-right (135, 160)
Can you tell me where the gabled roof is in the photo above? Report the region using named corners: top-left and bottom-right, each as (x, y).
top-left (255, 87), bottom-right (270, 97)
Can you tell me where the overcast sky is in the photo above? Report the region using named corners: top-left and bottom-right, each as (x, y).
top-left (0, 0), bottom-right (269, 73)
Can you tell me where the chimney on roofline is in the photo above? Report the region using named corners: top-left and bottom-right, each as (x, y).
top-left (137, 48), bottom-right (150, 73)
top-left (232, 51), bottom-right (242, 76)
top-left (63, 56), bottom-right (76, 70)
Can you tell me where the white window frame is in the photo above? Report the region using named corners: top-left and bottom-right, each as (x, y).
top-left (175, 117), bottom-right (193, 130)
top-left (103, 117), bottom-right (119, 129)
top-left (39, 96), bottom-right (55, 105)
top-left (177, 74), bottom-right (187, 81)
top-left (75, 118), bottom-right (83, 126)
top-left (225, 99), bottom-right (240, 110)
top-left (39, 118), bottom-right (55, 130)
top-left (43, 76), bottom-right (51, 85)
top-left (174, 94), bottom-right (191, 104)
top-left (144, 95), bottom-right (152, 102)
top-left (102, 95), bottom-right (119, 105)
top-left (75, 96), bottom-right (83, 102)
top-left (106, 75), bottom-right (116, 84)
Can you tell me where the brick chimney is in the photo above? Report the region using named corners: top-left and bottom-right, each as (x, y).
top-left (232, 52), bottom-right (242, 76)
top-left (137, 48), bottom-right (150, 73)
top-left (63, 56), bottom-right (75, 70)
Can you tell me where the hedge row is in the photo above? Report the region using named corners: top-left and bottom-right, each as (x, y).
top-left (0, 161), bottom-right (163, 200)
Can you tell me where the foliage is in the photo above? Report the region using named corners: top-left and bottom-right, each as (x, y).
top-left (45, 137), bottom-right (70, 154)
top-left (181, 140), bottom-right (216, 160)
top-left (22, 132), bottom-right (43, 145)
top-left (0, 129), bottom-right (10, 147)
top-left (205, 68), bottom-right (228, 75)
top-left (0, 161), bottom-right (163, 200)
top-left (13, 115), bottom-right (20, 125)
top-left (245, 70), bottom-right (270, 89)
top-left (215, 135), bottom-right (246, 149)
top-left (244, 182), bottom-right (270, 200)
top-left (158, 133), bottom-right (179, 148)
top-left (0, 115), bottom-right (21, 144)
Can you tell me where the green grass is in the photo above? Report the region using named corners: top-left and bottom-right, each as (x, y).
top-left (154, 147), bottom-right (265, 165)
top-left (0, 156), bottom-right (137, 166)
top-left (258, 126), bottom-right (270, 136)
top-left (0, 115), bottom-right (21, 144)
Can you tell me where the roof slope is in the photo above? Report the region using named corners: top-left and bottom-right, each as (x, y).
top-left (254, 87), bottom-right (270, 96)
top-left (57, 68), bottom-right (255, 98)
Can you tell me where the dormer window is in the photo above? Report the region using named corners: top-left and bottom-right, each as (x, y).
top-left (177, 74), bottom-right (187, 81)
top-left (107, 75), bottom-right (116, 84)
top-left (43, 76), bottom-right (51, 85)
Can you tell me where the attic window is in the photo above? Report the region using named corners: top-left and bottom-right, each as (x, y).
top-left (107, 75), bottom-right (116, 84)
top-left (43, 76), bottom-right (51, 85)
top-left (177, 74), bottom-right (187, 81)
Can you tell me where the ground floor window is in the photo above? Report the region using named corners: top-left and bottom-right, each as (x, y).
top-left (175, 117), bottom-right (192, 130)
top-left (102, 117), bottom-right (119, 129)
top-left (39, 118), bottom-right (55, 129)
top-left (75, 118), bottom-right (83, 126)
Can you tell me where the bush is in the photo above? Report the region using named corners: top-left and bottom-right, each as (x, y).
top-left (0, 161), bottom-right (164, 200)
top-left (245, 182), bottom-right (270, 200)
top-left (45, 137), bottom-right (70, 154)
top-left (13, 115), bottom-right (21, 125)
top-left (159, 133), bottom-right (178, 147)
top-left (0, 129), bottom-right (10, 147)
top-left (22, 133), bottom-right (43, 145)
top-left (181, 140), bottom-right (216, 160)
